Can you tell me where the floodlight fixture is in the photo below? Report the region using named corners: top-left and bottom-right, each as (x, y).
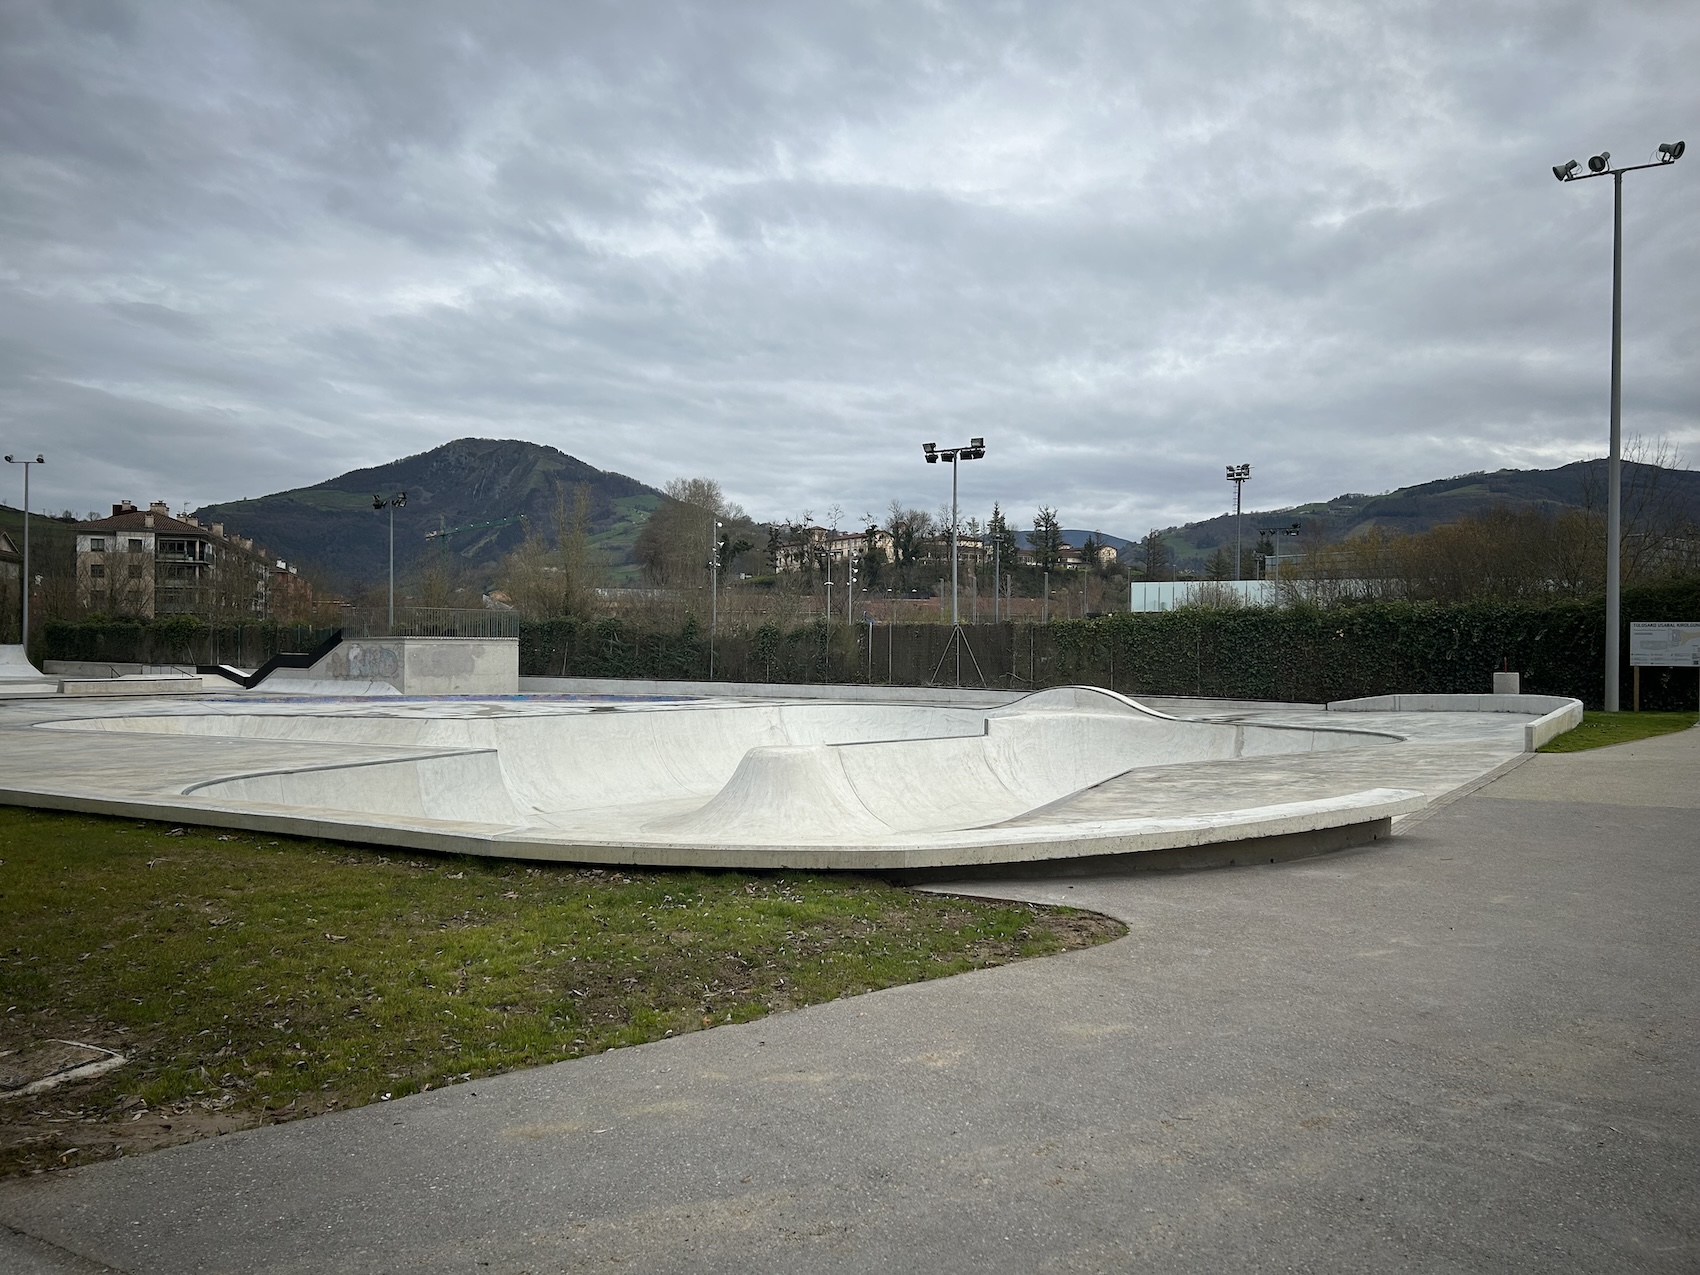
top-left (1553, 136), bottom-right (1686, 708)
top-left (1553, 159), bottom-right (1579, 182)
top-left (922, 442), bottom-right (938, 463)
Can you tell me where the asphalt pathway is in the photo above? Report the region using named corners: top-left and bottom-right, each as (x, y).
top-left (2, 729), bottom-right (1696, 1273)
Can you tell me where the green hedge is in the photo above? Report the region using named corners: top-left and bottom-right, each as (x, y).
top-left (521, 580), bottom-right (1700, 710)
top-left (36, 579), bottom-right (1700, 710)
top-left (38, 617), bottom-right (335, 668)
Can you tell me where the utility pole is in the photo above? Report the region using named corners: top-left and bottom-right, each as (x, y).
top-left (3, 454), bottom-right (44, 650)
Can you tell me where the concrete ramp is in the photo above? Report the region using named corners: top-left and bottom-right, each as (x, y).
top-left (654, 696), bottom-right (1391, 843)
top-left (29, 687), bottom-right (1425, 869)
top-left (0, 644), bottom-right (56, 692)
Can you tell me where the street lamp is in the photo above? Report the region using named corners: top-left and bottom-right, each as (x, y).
top-left (1554, 139), bottom-right (1685, 710)
top-left (1225, 463), bottom-right (1251, 580)
top-left (3, 453), bottom-right (44, 651)
top-left (372, 491), bottom-right (407, 633)
top-left (1257, 522), bottom-right (1301, 581)
top-left (921, 437), bottom-right (987, 686)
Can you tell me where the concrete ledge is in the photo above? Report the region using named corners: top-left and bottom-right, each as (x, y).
top-left (1328, 693), bottom-right (1578, 715)
top-left (45, 661), bottom-right (199, 678)
top-left (56, 675), bottom-right (204, 696)
top-left (1525, 701), bottom-right (1585, 752)
top-left (1326, 693), bottom-right (1583, 751)
top-left (518, 675), bottom-right (1025, 707)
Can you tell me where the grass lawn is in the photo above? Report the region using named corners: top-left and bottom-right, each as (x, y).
top-left (0, 807), bottom-right (1122, 1177)
top-left (1539, 710), bottom-right (1698, 753)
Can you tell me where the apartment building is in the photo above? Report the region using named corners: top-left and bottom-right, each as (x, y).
top-left (75, 500), bottom-right (305, 619)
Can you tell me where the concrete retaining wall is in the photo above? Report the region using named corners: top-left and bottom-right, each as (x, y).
top-left (1328, 692), bottom-right (1584, 752)
top-left (268, 637), bottom-right (518, 695)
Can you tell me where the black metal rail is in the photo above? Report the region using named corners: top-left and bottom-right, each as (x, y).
top-left (197, 629), bottom-right (344, 690)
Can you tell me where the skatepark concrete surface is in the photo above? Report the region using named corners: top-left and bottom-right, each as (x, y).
top-left (1, 722), bottom-right (1693, 1274)
top-left (0, 645), bottom-right (57, 693)
top-left (0, 681), bottom-right (1576, 870)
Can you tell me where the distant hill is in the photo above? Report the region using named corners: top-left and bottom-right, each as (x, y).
top-left (1014, 529), bottom-right (1136, 553)
top-left (1129, 460), bottom-right (1700, 572)
top-left (194, 438), bottom-right (665, 592)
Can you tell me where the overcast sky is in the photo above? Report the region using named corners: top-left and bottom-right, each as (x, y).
top-left (2, 0), bottom-right (1695, 536)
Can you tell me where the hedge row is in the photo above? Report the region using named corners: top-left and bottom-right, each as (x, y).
top-left (521, 581), bottom-right (1700, 709)
top-left (39, 617), bottom-right (335, 668)
top-left (33, 578), bottom-right (1700, 710)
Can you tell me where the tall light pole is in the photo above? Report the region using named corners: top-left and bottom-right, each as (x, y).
top-left (4, 453), bottom-right (44, 650)
top-left (709, 517), bottom-right (721, 678)
top-left (1554, 139), bottom-right (1685, 710)
top-left (1257, 522), bottom-right (1301, 581)
top-left (372, 491), bottom-right (407, 633)
top-left (922, 437), bottom-right (987, 685)
top-left (1225, 463), bottom-right (1251, 580)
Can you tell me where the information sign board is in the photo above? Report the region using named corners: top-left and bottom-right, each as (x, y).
top-left (1629, 622), bottom-right (1700, 668)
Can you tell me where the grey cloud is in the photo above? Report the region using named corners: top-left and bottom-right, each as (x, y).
top-left (0, 0), bottom-right (1695, 537)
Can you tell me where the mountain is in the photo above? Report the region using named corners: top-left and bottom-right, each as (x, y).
top-left (1143, 460), bottom-right (1700, 571)
top-left (194, 438), bottom-right (665, 592)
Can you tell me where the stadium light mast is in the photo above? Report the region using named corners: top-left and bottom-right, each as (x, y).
top-left (921, 437), bottom-right (988, 686)
top-left (3, 453), bottom-right (44, 649)
top-left (1225, 463), bottom-right (1251, 580)
top-left (1554, 139), bottom-right (1685, 710)
top-left (372, 491), bottom-right (407, 633)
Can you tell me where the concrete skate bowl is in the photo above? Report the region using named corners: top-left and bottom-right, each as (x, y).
top-left (41, 687), bottom-right (1424, 870)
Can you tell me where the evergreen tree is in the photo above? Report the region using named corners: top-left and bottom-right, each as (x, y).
top-left (1030, 507), bottom-right (1064, 573)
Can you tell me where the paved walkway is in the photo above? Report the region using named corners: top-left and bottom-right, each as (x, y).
top-left (2, 728), bottom-right (1695, 1273)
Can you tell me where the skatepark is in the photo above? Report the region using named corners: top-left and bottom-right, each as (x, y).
top-left (0, 638), bottom-right (1582, 872)
top-left (1, 700), bottom-right (1693, 1274)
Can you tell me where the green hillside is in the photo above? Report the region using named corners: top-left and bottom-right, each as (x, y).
top-left (1153, 460), bottom-right (1700, 572)
top-left (193, 439), bottom-right (666, 593)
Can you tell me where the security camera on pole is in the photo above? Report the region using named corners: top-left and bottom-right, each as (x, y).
top-left (921, 437), bottom-right (987, 687)
top-left (1553, 139), bottom-right (1685, 710)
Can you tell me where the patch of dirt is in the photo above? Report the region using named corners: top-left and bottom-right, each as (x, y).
top-left (0, 1019), bottom-right (347, 1178)
top-left (0, 1082), bottom-right (345, 1177)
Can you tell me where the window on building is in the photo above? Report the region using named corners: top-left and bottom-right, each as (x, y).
top-left (128, 564), bottom-right (144, 579)
top-left (127, 538), bottom-right (144, 553)
top-left (89, 564), bottom-right (106, 579)
top-left (90, 537), bottom-right (106, 552)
